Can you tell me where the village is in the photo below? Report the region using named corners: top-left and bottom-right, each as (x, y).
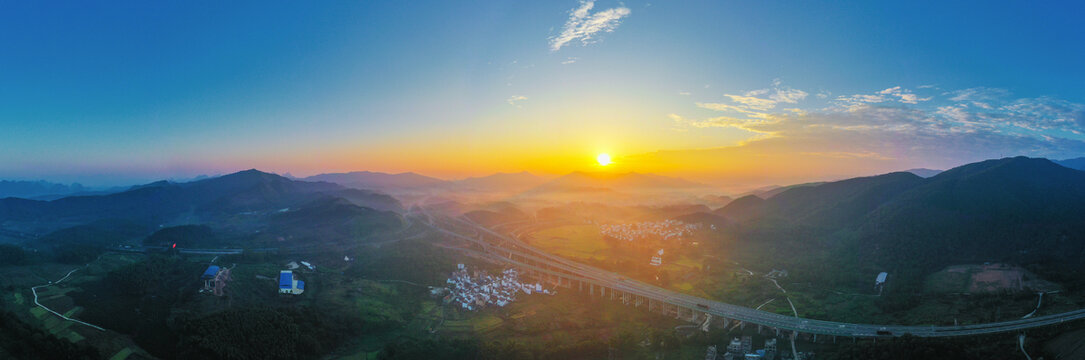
top-left (599, 219), bottom-right (703, 243)
top-left (443, 264), bottom-right (554, 311)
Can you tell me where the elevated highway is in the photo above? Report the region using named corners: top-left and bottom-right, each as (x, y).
top-left (427, 212), bottom-right (1085, 338)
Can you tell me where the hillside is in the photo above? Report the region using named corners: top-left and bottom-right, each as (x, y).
top-left (723, 156), bottom-right (1085, 296)
top-left (904, 168), bottom-right (943, 178)
top-left (0, 170), bottom-right (403, 237)
top-left (713, 195), bottom-right (765, 221)
top-left (862, 157), bottom-right (1085, 274)
top-left (760, 172), bottom-right (924, 229)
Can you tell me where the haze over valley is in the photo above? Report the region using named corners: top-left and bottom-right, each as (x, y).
top-left (3, 1), bottom-right (1085, 360)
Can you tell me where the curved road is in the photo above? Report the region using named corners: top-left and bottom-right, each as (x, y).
top-left (427, 212), bottom-right (1085, 338)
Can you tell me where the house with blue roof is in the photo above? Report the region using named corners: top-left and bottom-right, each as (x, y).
top-left (279, 270), bottom-right (304, 295)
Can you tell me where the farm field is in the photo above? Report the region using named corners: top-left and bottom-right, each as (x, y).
top-left (529, 224), bottom-right (612, 260)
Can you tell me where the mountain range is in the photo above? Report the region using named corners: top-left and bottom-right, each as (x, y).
top-left (0, 180), bottom-right (90, 199)
top-left (714, 156), bottom-right (1085, 294)
top-left (0, 170), bottom-right (404, 241)
top-left (303, 171), bottom-right (446, 192)
top-left (1056, 157), bottom-right (1085, 171)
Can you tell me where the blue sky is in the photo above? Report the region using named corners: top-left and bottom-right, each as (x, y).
top-left (1, 1), bottom-right (1083, 187)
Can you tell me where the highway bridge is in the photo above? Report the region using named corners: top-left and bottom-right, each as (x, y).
top-left (426, 212), bottom-right (1085, 339)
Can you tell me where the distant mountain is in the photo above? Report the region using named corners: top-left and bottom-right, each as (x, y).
top-left (333, 188), bottom-right (404, 213)
top-left (454, 172), bottom-right (548, 193)
top-left (698, 194), bottom-right (733, 208)
top-left (303, 171), bottom-right (447, 191)
top-left (526, 171), bottom-right (707, 195)
top-left (904, 168), bottom-right (943, 178)
top-left (1055, 157), bottom-right (1085, 171)
top-left (672, 212), bottom-right (729, 228)
top-left (0, 180), bottom-right (89, 199)
top-left (464, 202), bottom-right (530, 227)
top-left (713, 195), bottom-right (765, 221)
top-left (736, 182), bottom-right (825, 199)
top-left (0, 170), bottom-right (402, 235)
top-left (266, 197), bottom-right (405, 244)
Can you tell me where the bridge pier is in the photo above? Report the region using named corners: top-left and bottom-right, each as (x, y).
top-left (589, 283), bottom-right (594, 296)
top-left (758, 324), bottom-right (763, 334)
top-left (776, 328), bottom-right (780, 337)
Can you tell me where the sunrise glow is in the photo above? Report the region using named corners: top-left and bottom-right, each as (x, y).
top-left (596, 153), bottom-right (612, 166)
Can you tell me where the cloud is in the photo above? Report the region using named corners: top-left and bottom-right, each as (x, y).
top-left (771, 88), bottom-right (809, 103)
top-left (833, 86), bottom-right (931, 110)
top-left (878, 86), bottom-right (931, 104)
top-left (696, 102), bottom-right (758, 114)
top-left (712, 82), bottom-right (809, 112)
top-left (550, 1), bottom-right (632, 51)
top-left (723, 94), bottom-right (777, 111)
top-left (561, 57), bottom-right (578, 64)
top-left (506, 95), bottom-right (528, 107)
top-left (671, 83), bottom-right (1085, 169)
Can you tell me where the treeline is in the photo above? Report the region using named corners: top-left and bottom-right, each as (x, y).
top-left (826, 334), bottom-right (1035, 360)
top-left (348, 238), bottom-right (462, 285)
top-left (176, 307), bottom-right (362, 360)
top-left (0, 310), bottom-right (99, 359)
top-left (70, 255), bottom-right (203, 355)
top-left (0, 244), bottom-right (28, 265)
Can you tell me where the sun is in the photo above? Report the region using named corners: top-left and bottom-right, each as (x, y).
top-left (596, 153), bottom-right (612, 166)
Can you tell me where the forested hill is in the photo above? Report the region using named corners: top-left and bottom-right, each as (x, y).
top-left (862, 157), bottom-right (1085, 277)
top-left (716, 156), bottom-right (1085, 292)
top-left (0, 170), bottom-right (403, 234)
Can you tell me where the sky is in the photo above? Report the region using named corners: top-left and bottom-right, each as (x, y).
top-left (1, 1), bottom-right (1084, 189)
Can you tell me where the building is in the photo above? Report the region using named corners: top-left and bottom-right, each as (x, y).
top-left (202, 265), bottom-right (220, 279)
top-left (279, 270), bottom-right (305, 295)
top-left (724, 338), bottom-right (743, 360)
top-left (705, 345), bottom-right (719, 360)
top-left (763, 338), bottom-right (777, 360)
top-left (201, 265), bottom-right (220, 291)
top-left (875, 272), bottom-right (888, 295)
top-left (741, 336), bottom-right (752, 354)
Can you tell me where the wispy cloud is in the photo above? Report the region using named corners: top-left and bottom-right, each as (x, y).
top-left (550, 1), bottom-right (632, 51)
top-left (507, 95), bottom-right (528, 107)
top-left (561, 57), bottom-right (579, 64)
top-left (671, 82), bottom-right (1085, 166)
top-left (696, 102), bottom-right (758, 114)
top-left (723, 94), bottom-right (777, 111)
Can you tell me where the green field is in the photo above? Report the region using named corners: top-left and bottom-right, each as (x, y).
top-left (108, 347), bottom-right (134, 360)
top-left (530, 224), bottom-right (611, 259)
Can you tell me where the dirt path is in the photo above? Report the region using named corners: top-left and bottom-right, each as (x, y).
top-left (31, 267), bottom-right (105, 331)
